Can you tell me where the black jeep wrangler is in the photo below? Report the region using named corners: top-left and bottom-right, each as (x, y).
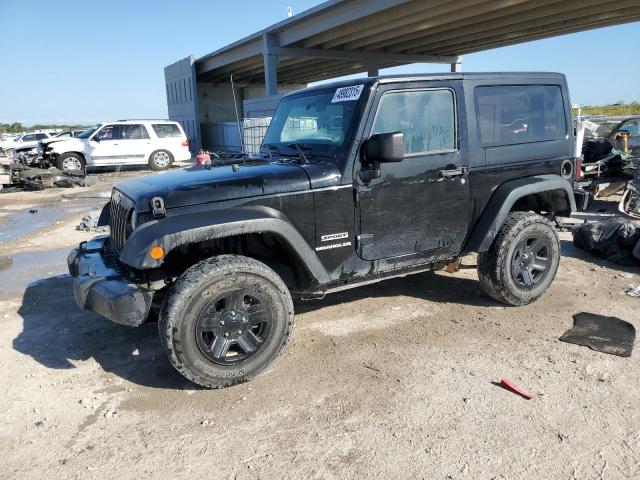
top-left (68, 73), bottom-right (577, 388)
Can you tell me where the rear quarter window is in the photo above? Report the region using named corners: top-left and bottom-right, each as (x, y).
top-left (152, 123), bottom-right (182, 138)
top-left (475, 85), bottom-right (566, 146)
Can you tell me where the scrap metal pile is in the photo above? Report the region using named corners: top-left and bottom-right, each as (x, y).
top-left (0, 156), bottom-right (87, 191)
top-left (577, 116), bottom-right (640, 195)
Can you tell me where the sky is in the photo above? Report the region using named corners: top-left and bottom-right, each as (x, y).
top-left (0, 0), bottom-right (639, 125)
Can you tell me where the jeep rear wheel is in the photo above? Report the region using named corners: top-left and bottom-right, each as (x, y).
top-left (477, 211), bottom-right (560, 306)
top-left (159, 255), bottom-right (294, 388)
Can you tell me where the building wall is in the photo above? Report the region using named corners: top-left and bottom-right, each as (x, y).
top-left (165, 56), bottom-right (200, 152)
top-left (197, 83), bottom-right (304, 152)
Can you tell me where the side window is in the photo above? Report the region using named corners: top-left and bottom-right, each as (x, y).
top-left (35, 133), bottom-right (48, 140)
top-left (94, 125), bottom-right (122, 141)
top-left (22, 134), bottom-right (35, 142)
top-left (475, 85), bottom-right (566, 146)
top-left (371, 89), bottom-right (456, 155)
top-left (121, 124), bottom-right (150, 140)
top-left (152, 123), bottom-right (182, 138)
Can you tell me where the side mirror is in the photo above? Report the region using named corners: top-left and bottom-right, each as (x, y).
top-left (91, 136), bottom-right (100, 142)
top-left (365, 132), bottom-right (404, 163)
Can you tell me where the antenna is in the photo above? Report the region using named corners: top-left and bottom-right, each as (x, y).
top-left (230, 74), bottom-right (245, 160)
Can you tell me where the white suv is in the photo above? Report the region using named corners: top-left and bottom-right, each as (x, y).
top-left (43, 120), bottom-right (191, 172)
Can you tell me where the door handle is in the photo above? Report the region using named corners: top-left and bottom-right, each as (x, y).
top-left (439, 166), bottom-right (468, 179)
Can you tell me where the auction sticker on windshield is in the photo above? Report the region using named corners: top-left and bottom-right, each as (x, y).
top-left (332, 84), bottom-right (364, 103)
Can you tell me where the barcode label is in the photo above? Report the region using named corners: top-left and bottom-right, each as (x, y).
top-left (332, 84), bottom-right (364, 103)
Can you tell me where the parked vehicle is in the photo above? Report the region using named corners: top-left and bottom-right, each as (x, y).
top-left (52, 129), bottom-right (88, 139)
top-left (0, 131), bottom-right (53, 158)
top-left (68, 73), bottom-right (577, 388)
top-left (42, 120), bottom-right (191, 172)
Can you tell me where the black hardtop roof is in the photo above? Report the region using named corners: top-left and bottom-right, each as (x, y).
top-left (284, 72), bottom-right (567, 98)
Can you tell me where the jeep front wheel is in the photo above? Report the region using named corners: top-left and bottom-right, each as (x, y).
top-left (477, 211), bottom-right (560, 306)
top-left (159, 255), bottom-right (294, 388)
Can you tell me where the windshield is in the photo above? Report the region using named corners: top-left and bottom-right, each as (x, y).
top-left (261, 88), bottom-right (363, 158)
top-left (77, 125), bottom-right (101, 139)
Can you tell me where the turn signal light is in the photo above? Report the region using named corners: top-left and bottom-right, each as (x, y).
top-left (575, 158), bottom-right (583, 180)
top-left (149, 246), bottom-right (165, 260)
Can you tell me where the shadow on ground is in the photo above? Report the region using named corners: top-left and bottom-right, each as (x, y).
top-left (13, 270), bottom-right (499, 388)
top-left (294, 269), bottom-right (500, 314)
top-left (12, 275), bottom-right (191, 390)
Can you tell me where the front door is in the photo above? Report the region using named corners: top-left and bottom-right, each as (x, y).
top-left (89, 124), bottom-right (127, 165)
top-left (356, 82), bottom-right (471, 261)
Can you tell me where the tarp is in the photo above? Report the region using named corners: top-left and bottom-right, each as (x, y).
top-left (572, 218), bottom-right (640, 266)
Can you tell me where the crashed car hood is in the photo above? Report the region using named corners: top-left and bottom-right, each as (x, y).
top-left (116, 160), bottom-right (312, 212)
top-left (42, 137), bottom-right (74, 146)
top-left (48, 138), bottom-right (86, 151)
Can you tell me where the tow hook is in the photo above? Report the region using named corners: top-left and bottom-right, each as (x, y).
top-left (151, 197), bottom-right (166, 218)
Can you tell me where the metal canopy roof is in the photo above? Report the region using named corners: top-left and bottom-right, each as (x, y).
top-left (195, 0), bottom-right (640, 86)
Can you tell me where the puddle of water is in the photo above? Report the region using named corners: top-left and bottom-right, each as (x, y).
top-left (0, 247), bottom-right (70, 300)
top-left (0, 199), bottom-right (103, 245)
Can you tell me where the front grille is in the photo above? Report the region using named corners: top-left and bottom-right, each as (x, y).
top-left (109, 190), bottom-right (134, 251)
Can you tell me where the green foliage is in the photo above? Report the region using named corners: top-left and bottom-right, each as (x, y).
top-left (573, 101), bottom-right (640, 117)
top-left (0, 123), bottom-right (90, 134)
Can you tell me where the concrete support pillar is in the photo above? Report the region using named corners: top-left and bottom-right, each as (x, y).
top-left (263, 33), bottom-right (280, 96)
top-left (450, 57), bottom-right (462, 73)
top-left (367, 61), bottom-right (379, 77)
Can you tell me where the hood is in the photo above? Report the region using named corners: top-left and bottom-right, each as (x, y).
top-left (116, 160), bottom-right (313, 212)
top-left (48, 137), bottom-right (86, 151)
top-left (42, 136), bottom-right (72, 146)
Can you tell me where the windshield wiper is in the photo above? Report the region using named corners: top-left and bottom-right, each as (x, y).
top-left (287, 143), bottom-right (310, 164)
top-left (261, 143), bottom-right (281, 159)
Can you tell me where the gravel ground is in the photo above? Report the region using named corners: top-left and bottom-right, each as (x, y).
top-left (0, 169), bottom-right (639, 479)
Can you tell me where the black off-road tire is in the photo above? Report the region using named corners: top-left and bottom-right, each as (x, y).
top-left (56, 152), bottom-right (86, 172)
top-left (148, 149), bottom-right (173, 171)
top-left (477, 211), bottom-right (560, 306)
top-left (159, 255), bottom-right (294, 388)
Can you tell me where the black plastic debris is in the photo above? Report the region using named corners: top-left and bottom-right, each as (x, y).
top-left (572, 218), bottom-right (640, 266)
top-left (560, 312), bottom-right (635, 357)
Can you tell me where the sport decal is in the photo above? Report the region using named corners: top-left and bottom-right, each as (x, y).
top-left (320, 232), bottom-right (349, 242)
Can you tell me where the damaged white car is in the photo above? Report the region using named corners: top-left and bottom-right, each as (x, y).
top-left (42, 120), bottom-right (192, 172)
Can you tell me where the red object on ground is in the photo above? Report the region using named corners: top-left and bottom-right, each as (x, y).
top-left (500, 378), bottom-right (535, 400)
top-left (196, 152), bottom-right (210, 165)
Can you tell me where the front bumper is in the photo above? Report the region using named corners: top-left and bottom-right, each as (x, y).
top-left (67, 235), bottom-right (153, 326)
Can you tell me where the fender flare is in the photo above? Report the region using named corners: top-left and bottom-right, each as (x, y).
top-left (119, 205), bottom-right (330, 284)
top-left (464, 174), bottom-right (576, 253)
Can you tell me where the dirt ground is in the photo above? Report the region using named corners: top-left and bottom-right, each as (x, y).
top-left (1, 166), bottom-right (639, 480)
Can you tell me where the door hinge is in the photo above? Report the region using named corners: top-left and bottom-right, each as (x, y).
top-left (354, 186), bottom-right (372, 204)
top-left (356, 234), bottom-right (374, 249)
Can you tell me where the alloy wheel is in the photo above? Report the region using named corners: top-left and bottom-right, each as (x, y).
top-left (195, 288), bottom-right (272, 365)
top-left (510, 235), bottom-right (551, 289)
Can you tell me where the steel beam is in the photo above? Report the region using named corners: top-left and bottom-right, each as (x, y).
top-left (274, 46), bottom-right (458, 65)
